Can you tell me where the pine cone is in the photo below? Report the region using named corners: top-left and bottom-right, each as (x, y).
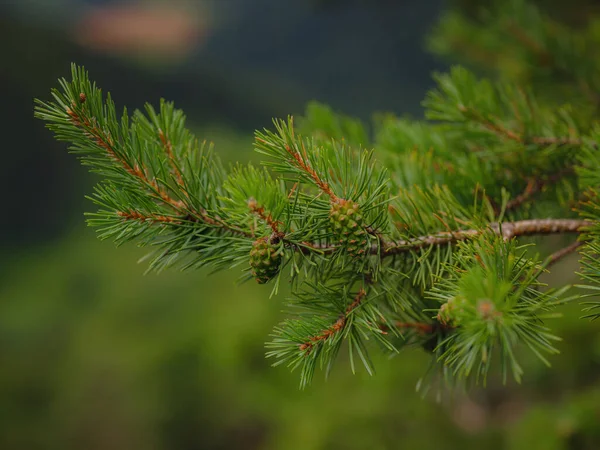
top-left (249, 238), bottom-right (281, 284)
top-left (329, 199), bottom-right (368, 256)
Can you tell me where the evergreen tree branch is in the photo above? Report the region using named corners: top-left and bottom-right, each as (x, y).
top-left (425, 67), bottom-right (584, 149)
top-left (286, 142), bottom-right (338, 201)
top-left (495, 219), bottom-right (587, 239)
top-left (37, 67), bottom-right (253, 241)
top-left (36, 61), bottom-right (599, 389)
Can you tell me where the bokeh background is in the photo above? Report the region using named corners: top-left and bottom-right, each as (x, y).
top-left (2, 1), bottom-right (600, 449)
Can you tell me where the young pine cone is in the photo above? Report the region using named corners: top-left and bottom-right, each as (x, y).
top-left (249, 238), bottom-right (282, 284)
top-left (329, 199), bottom-right (368, 256)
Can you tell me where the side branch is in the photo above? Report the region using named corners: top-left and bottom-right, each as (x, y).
top-left (158, 129), bottom-right (185, 186)
top-left (299, 289), bottom-right (366, 354)
top-left (394, 321), bottom-right (436, 334)
top-left (67, 102), bottom-right (252, 238)
top-left (546, 240), bottom-right (583, 267)
top-left (248, 198), bottom-right (282, 234)
top-left (505, 168), bottom-right (574, 211)
top-left (379, 321), bottom-right (440, 335)
top-left (117, 210), bottom-right (182, 224)
top-left (285, 143), bottom-right (338, 201)
top-left (117, 206), bottom-right (253, 238)
top-left (67, 105), bottom-right (185, 212)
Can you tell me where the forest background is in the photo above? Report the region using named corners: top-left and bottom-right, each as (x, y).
top-left (2, 0), bottom-right (600, 449)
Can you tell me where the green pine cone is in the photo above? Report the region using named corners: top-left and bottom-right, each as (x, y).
top-left (249, 238), bottom-right (282, 284)
top-left (329, 199), bottom-right (368, 256)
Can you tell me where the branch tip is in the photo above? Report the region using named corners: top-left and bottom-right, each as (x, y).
top-left (299, 288), bottom-right (367, 355)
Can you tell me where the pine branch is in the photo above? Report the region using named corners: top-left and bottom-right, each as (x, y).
top-left (502, 17), bottom-right (600, 106)
top-left (426, 67), bottom-right (584, 150)
top-left (36, 62), bottom-right (600, 390)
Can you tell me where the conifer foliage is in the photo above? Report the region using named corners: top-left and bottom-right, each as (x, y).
top-left (36, 0), bottom-right (600, 390)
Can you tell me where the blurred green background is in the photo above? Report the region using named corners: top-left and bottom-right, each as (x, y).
top-left (2, 1), bottom-right (600, 449)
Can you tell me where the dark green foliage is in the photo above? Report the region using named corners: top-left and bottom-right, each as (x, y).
top-left (429, 0), bottom-right (600, 107)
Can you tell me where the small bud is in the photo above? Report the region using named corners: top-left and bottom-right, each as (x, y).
top-left (477, 299), bottom-right (499, 321)
top-left (79, 93), bottom-right (87, 104)
top-left (437, 303), bottom-right (450, 324)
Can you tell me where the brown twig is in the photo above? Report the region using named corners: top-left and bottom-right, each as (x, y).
top-left (383, 219), bottom-right (589, 254)
top-left (299, 289), bottom-right (366, 354)
top-left (459, 106), bottom-right (522, 142)
top-left (301, 219), bottom-right (591, 257)
top-left (158, 128), bottom-right (185, 186)
top-left (285, 144), bottom-right (338, 201)
top-left (493, 219), bottom-right (587, 240)
top-left (393, 321), bottom-right (436, 334)
top-left (546, 240), bottom-right (584, 268)
top-left (505, 168), bottom-right (574, 211)
top-left (287, 182), bottom-right (299, 199)
top-left (248, 198), bottom-right (283, 235)
top-left (254, 134), bottom-right (338, 199)
top-left (117, 210), bottom-right (182, 224)
top-left (458, 106), bottom-right (583, 148)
